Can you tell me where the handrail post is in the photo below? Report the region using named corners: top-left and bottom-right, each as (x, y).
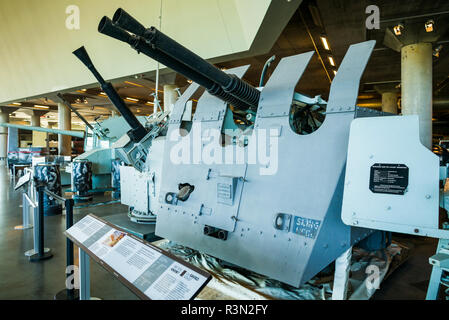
top-left (54, 198), bottom-right (80, 300)
top-left (29, 186), bottom-right (53, 262)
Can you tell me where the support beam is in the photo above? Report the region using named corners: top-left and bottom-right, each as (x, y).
top-left (382, 92), bottom-right (398, 114)
top-left (401, 42), bottom-right (433, 149)
top-left (29, 111), bottom-right (48, 148)
top-left (31, 114), bottom-right (40, 127)
top-left (58, 103), bottom-right (72, 156)
top-left (0, 106), bottom-right (18, 166)
top-left (0, 111), bottom-right (9, 166)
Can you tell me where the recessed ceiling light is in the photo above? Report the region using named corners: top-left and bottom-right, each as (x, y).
top-left (328, 56), bottom-right (335, 66)
top-left (125, 81), bottom-right (144, 88)
top-left (34, 105), bottom-right (50, 109)
top-left (425, 19), bottom-right (434, 33)
top-left (320, 35), bottom-right (330, 50)
top-left (393, 23), bottom-right (404, 36)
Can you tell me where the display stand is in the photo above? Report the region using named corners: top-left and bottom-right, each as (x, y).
top-left (54, 196), bottom-right (80, 300)
top-left (14, 171), bottom-right (33, 230)
top-left (15, 192), bottom-right (34, 230)
top-left (79, 248), bottom-right (91, 300)
top-left (65, 214), bottom-right (211, 300)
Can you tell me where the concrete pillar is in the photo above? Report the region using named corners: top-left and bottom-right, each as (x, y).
top-left (401, 42), bottom-right (433, 149)
top-left (163, 84), bottom-right (178, 113)
top-left (30, 114), bottom-right (40, 127)
top-left (0, 112), bottom-right (9, 166)
top-left (27, 111), bottom-right (49, 148)
top-left (58, 103), bottom-right (72, 156)
top-left (381, 92), bottom-right (398, 114)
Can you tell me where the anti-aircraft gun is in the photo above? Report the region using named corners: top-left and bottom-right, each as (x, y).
top-left (94, 8), bottom-right (449, 289)
top-left (72, 46), bottom-right (169, 173)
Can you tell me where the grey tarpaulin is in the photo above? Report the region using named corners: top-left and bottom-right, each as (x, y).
top-left (154, 240), bottom-right (408, 300)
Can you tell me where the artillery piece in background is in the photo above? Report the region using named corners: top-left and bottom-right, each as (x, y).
top-left (0, 111), bottom-right (152, 199)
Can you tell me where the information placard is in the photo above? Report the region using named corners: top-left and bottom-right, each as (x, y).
top-left (65, 214), bottom-right (211, 300)
top-left (369, 163), bottom-right (409, 195)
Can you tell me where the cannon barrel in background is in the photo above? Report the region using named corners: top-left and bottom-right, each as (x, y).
top-left (112, 8), bottom-right (260, 109)
top-left (0, 123), bottom-right (86, 138)
top-left (72, 46), bottom-right (148, 142)
top-left (98, 17), bottom-right (252, 111)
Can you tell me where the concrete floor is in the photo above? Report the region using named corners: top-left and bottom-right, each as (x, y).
top-left (0, 167), bottom-right (440, 300)
top-left (372, 234), bottom-right (438, 300)
top-left (0, 167), bottom-right (138, 300)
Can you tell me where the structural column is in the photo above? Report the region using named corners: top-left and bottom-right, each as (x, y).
top-left (381, 92), bottom-right (398, 114)
top-left (31, 113), bottom-right (41, 127)
top-left (375, 85), bottom-right (399, 115)
top-left (26, 110), bottom-right (48, 148)
top-left (163, 84), bottom-right (178, 113)
top-left (58, 103), bottom-right (72, 156)
top-left (401, 42), bottom-right (433, 149)
top-left (0, 111), bottom-right (9, 166)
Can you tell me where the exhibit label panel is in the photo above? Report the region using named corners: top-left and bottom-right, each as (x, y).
top-left (66, 214), bottom-right (211, 300)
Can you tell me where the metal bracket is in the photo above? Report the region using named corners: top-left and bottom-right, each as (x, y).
top-left (274, 213), bottom-right (292, 232)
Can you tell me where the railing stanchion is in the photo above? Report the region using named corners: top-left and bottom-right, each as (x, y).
top-left (29, 186), bottom-right (53, 262)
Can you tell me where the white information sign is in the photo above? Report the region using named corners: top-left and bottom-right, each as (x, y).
top-left (66, 214), bottom-right (211, 300)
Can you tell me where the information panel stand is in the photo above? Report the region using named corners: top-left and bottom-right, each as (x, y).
top-left (65, 214), bottom-right (211, 300)
top-left (79, 248), bottom-right (91, 300)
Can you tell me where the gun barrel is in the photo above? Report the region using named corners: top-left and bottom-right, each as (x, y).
top-left (146, 27), bottom-right (262, 108)
top-left (73, 46), bottom-right (148, 142)
top-left (105, 9), bottom-right (260, 111)
top-left (98, 17), bottom-right (252, 111)
top-left (0, 123), bottom-right (86, 138)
